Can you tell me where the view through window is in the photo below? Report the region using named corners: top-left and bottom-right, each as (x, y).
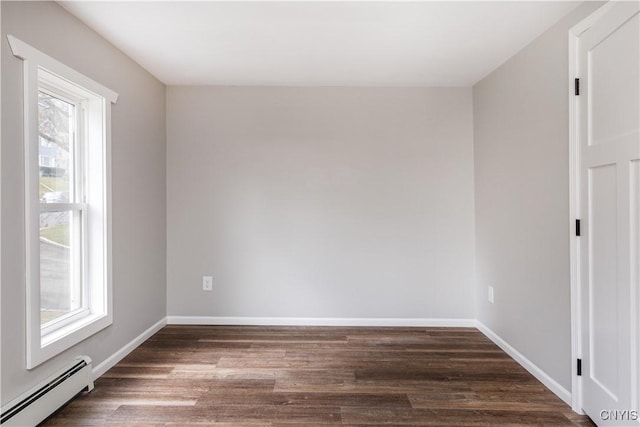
top-left (38, 91), bottom-right (83, 327)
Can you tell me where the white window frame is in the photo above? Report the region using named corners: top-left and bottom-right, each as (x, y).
top-left (8, 35), bottom-right (118, 369)
top-left (38, 75), bottom-right (88, 337)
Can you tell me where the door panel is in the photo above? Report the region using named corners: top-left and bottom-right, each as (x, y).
top-left (588, 163), bottom-right (619, 401)
top-left (578, 2), bottom-right (640, 425)
top-left (590, 13), bottom-right (639, 146)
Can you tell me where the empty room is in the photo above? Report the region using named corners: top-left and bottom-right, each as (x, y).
top-left (1, 0), bottom-right (639, 425)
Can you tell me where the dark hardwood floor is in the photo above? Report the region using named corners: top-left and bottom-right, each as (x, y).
top-left (42, 325), bottom-right (595, 426)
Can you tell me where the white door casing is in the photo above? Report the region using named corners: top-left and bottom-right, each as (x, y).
top-left (571, 2), bottom-right (640, 425)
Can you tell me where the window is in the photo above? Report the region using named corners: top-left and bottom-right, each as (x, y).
top-left (9, 36), bottom-right (118, 369)
top-left (38, 76), bottom-right (84, 333)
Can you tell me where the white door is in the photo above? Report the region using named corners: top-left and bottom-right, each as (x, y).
top-left (578, 2), bottom-right (640, 425)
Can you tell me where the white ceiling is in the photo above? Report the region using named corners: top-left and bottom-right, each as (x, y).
top-left (60, 1), bottom-right (582, 87)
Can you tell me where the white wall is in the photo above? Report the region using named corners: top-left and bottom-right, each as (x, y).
top-left (1, 1), bottom-right (166, 404)
top-left (167, 86), bottom-right (475, 320)
top-left (473, 2), bottom-right (604, 392)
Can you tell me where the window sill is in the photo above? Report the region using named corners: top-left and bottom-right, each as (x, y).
top-left (42, 312), bottom-right (107, 347)
top-left (29, 312), bottom-right (112, 369)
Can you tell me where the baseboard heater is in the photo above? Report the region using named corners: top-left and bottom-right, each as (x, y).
top-left (0, 356), bottom-right (94, 426)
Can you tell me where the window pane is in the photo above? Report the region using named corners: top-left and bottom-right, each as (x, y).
top-left (38, 91), bottom-right (73, 204)
top-left (40, 211), bottom-right (82, 325)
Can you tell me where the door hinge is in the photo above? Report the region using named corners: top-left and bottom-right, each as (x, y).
top-left (577, 358), bottom-right (582, 376)
top-left (575, 78), bottom-right (580, 96)
top-left (576, 219), bottom-right (581, 236)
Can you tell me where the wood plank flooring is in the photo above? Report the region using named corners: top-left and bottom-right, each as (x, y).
top-left (41, 326), bottom-right (595, 426)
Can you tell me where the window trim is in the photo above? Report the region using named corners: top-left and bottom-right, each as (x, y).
top-left (8, 35), bottom-right (118, 369)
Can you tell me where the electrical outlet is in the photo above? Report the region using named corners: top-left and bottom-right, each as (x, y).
top-left (488, 286), bottom-right (494, 304)
top-left (202, 276), bottom-right (213, 291)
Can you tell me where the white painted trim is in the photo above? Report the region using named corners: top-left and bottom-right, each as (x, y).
top-left (166, 316), bottom-right (477, 328)
top-left (568, 18), bottom-right (583, 416)
top-left (476, 321), bottom-right (572, 406)
top-left (567, 2), bottom-right (614, 414)
top-left (8, 34), bottom-right (119, 369)
top-left (92, 317), bottom-right (167, 380)
top-left (7, 35), bottom-right (118, 103)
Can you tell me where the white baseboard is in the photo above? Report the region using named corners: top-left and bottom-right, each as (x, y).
top-left (475, 321), bottom-right (572, 406)
top-left (166, 316), bottom-right (477, 328)
top-left (92, 317), bottom-right (167, 380)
